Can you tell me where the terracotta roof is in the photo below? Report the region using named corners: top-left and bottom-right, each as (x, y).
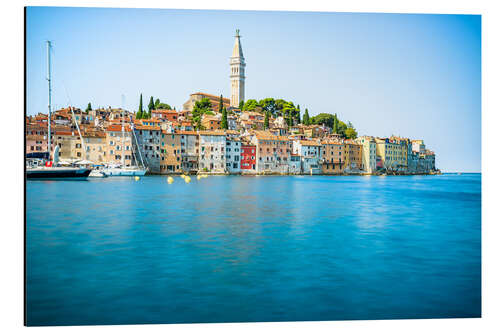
top-left (253, 131), bottom-right (289, 141)
top-left (190, 92), bottom-right (230, 102)
top-left (199, 130), bottom-right (227, 136)
top-left (321, 140), bottom-right (343, 145)
top-left (299, 140), bottom-right (322, 146)
top-left (152, 109), bottom-right (178, 114)
top-left (83, 131), bottom-right (106, 138)
top-left (106, 124), bottom-right (132, 132)
top-left (176, 130), bottom-right (198, 135)
top-left (135, 125), bottom-right (162, 131)
top-left (55, 131), bottom-right (75, 136)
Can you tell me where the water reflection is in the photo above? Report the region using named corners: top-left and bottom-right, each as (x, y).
top-left (26, 174), bottom-right (481, 325)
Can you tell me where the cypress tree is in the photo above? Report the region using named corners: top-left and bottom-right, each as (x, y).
top-left (238, 100), bottom-right (244, 110)
top-left (221, 107), bottom-right (228, 129)
top-left (264, 111), bottom-right (270, 129)
top-left (85, 102), bottom-right (92, 112)
top-left (219, 95), bottom-right (224, 113)
top-left (137, 94), bottom-right (143, 119)
top-left (148, 96), bottom-right (155, 113)
top-left (154, 98), bottom-right (160, 109)
top-left (303, 108), bottom-right (310, 125)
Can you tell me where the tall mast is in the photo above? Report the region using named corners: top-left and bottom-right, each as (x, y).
top-left (46, 41), bottom-right (52, 159)
top-left (121, 94), bottom-right (125, 166)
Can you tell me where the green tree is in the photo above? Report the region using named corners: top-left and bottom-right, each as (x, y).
top-left (242, 99), bottom-right (259, 111)
top-left (238, 100), bottom-right (244, 110)
top-left (154, 98), bottom-right (160, 109)
top-left (148, 96), bottom-right (154, 112)
top-left (136, 93), bottom-right (144, 119)
top-left (311, 113), bottom-right (336, 128)
top-left (192, 98), bottom-right (213, 130)
top-left (345, 121), bottom-right (358, 139)
top-left (303, 108), bottom-right (310, 125)
top-left (296, 104), bottom-right (301, 124)
top-left (85, 102), bottom-right (92, 113)
top-left (221, 107), bottom-right (228, 129)
top-left (218, 95), bottom-right (224, 113)
top-left (264, 111), bottom-right (270, 129)
top-left (259, 98), bottom-right (278, 116)
top-left (156, 103), bottom-right (172, 110)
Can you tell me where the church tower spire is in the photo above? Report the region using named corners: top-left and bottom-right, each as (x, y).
top-left (230, 29), bottom-right (245, 108)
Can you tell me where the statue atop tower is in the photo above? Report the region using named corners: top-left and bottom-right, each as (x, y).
top-left (230, 29), bottom-right (246, 108)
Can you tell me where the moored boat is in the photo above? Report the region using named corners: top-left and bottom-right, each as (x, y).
top-left (27, 166), bottom-right (91, 179)
top-left (26, 41), bottom-right (91, 180)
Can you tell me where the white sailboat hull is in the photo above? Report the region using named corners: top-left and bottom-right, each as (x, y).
top-left (102, 167), bottom-right (147, 177)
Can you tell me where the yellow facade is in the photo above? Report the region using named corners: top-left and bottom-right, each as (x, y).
top-left (160, 131), bottom-right (181, 173)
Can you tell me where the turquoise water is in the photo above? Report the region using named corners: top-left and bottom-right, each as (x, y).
top-left (26, 174), bottom-right (481, 326)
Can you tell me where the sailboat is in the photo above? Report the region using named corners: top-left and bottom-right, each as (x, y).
top-left (101, 100), bottom-right (147, 177)
top-left (26, 41), bottom-right (91, 180)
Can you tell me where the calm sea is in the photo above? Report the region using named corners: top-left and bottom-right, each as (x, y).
top-left (26, 174), bottom-right (481, 326)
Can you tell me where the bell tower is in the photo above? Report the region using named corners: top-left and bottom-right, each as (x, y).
top-left (230, 29), bottom-right (245, 108)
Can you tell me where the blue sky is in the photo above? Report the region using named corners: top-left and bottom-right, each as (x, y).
top-left (26, 7), bottom-right (481, 172)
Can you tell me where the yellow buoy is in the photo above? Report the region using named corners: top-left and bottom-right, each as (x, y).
top-left (184, 176), bottom-right (191, 183)
top-left (180, 174), bottom-right (186, 179)
top-left (196, 175), bottom-right (202, 180)
top-left (167, 176), bottom-right (174, 184)
top-left (134, 176), bottom-right (140, 181)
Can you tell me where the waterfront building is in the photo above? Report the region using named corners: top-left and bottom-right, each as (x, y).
top-left (226, 136), bottom-right (242, 173)
top-left (182, 92), bottom-right (230, 113)
top-left (289, 154), bottom-right (301, 174)
top-left (240, 142), bottom-right (257, 173)
top-left (160, 131), bottom-right (181, 173)
top-left (423, 150), bottom-right (436, 171)
top-left (320, 139), bottom-right (344, 174)
top-left (343, 140), bottom-right (363, 173)
top-left (230, 29), bottom-right (245, 108)
top-left (105, 124), bottom-right (133, 166)
top-left (81, 131), bottom-right (107, 163)
top-left (179, 130), bottom-right (199, 173)
top-left (26, 135), bottom-right (48, 154)
top-left (412, 139), bottom-right (426, 154)
top-left (53, 130), bottom-right (77, 160)
top-left (390, 136), bottom-right (411, 172)
top-left (251, 131), bottom-right (291, 173)
top-left (355, 136), bottom-right (377, 174)
top-left (135, 125), bottom-right (163, 173)
top-left (293, 140), bottom-right (322, 174)
top-left (375, 138), bottom-right (403, 171)
top-left (198, 131), bottom-right (227, 173)
top-left (408, 151), bottom-right (419, 173)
